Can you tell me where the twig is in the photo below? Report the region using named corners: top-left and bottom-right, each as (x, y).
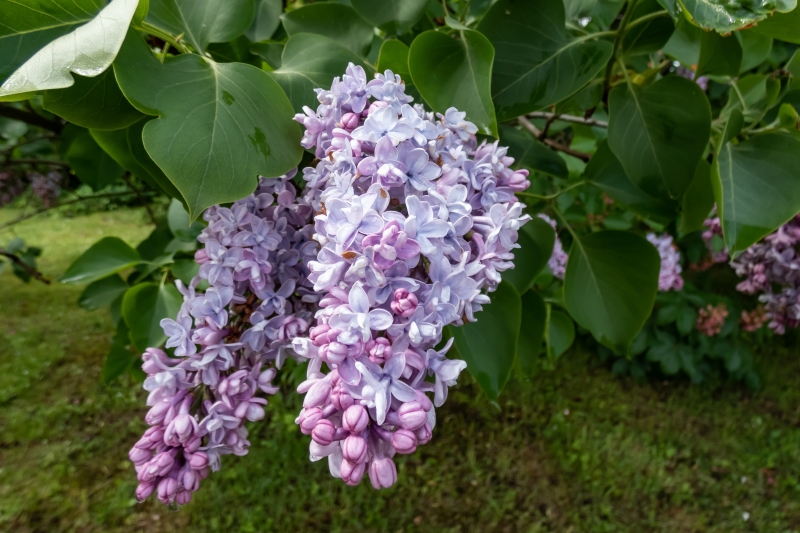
top-left (518, 117), bottom-right (592, 162)
top-left (0, 248), bottom-right (50, 284)
top-left (539, 113), bottom-right (558, 140)
top-left (517, 180), bottom-right (587, 201)
top-left (527, 112), bottom-right (608, 128)
top-left (0, 104), bottom-right (62, 133)
top-left (0, 191), bottom-right (141, 231)
top-left (6, 158), bottom-right (70, 168)
top-left (121, 173), bottom-right (157, 225)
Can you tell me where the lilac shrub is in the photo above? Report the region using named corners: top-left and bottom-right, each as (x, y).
top-left (129, 174), bottom-right (320, 505)
top-left (291, 64), bottom-right (532, 489)
top-left (646, 233), bottom-right (684, 292)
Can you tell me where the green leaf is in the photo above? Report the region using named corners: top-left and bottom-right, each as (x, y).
top-left (137, 222), bottom-right (173, 261)
top-left (713, 134), bottom-right (800, 254)
top-left (250, 40), bottom-right (284, 70)
top-left (42, 70), bottom-right (144, 130)
top-left (449, 280), bottom-right (521, 401)
top-left (502, 217), bottom-right (556, 295)
top-left (564, 230), bottom-right (660, 352)
top-left (281, 3), bottom-right (374, 56)
top-left (721, 75), bottom-right (770, 125)
top-left (351, 0), bottom-right (428, 35)
top-left (621, 0), bottom-right (675, 57)
top-left (375, 39), bottom-right (420, 101)
top-left (586, 140), bottom-right (678, 223)
top-left (500, 125), bottom-right (568, 179)
top-left (547, 308), bottom-right (576, 359)
top-left (61, 236), bottom-right (143, 284)
top-left (103, 319), bottom-right (136, 383)
top-left (608, 75), bottom-right (711, 200)
top-left (269, 33), bottom-right (373, 112)
top-left (78, 274), bottom-right (129, 311)
top-left (145, 0), bottom-right (254, 53)
top-left (646, 331), bottom-right (680, 374)
top-left (90, 117), bottom-right (183, 200)
top-left (517, 290), bottom-right (547, 375)
top-left (0, 0), bottom-right (140, 97)
top-left (65, 128), bottom-right (125, 190)
top-left (246, 0), bottom-right (282, 42)
top-left (208, 35), bottom-right (261, 67)
top-left (678, 0), bottom-right (797, 33)
top-left (696, 31), bottom-right (742, 78)
top-left (663, 16), bottom-right (703, 66)
top-left (122, 281), bottom-right (182, 351)
top-left (737, 31), bottom-right (772, 73)
top-left (679, 160), bottom-right (714, 234)
top-left (114, 30), bottom-right (302, 219)
top-left (477, 0), bottom-right (613, 123)
top-left (750, 6), bottom-right (800, 43)
top-left (171, 259), bottom-right (200, 285)
top-left (409, 30), bottom-right (497, 137)
top-left (167, 198), bottom-right (204, 242)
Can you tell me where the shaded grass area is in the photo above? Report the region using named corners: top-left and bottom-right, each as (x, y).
top-left (1, 208), bottom-right (799, 532)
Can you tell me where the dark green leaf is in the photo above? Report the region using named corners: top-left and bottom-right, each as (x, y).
top-left (171, 259), bottom-right (200, 285)
top-left (517, 290), bottom-right (546, 375)
top-left (167, 198), bottom-right (204, 242)
top-left (375, 39), bottom-right (420, 101)
top-left (246, 0), bottom-right (282, 42)
top-left (42, 70), bottom-right (144, 130)
top-left (137, 222), bottom-right (174, 262)
top-left (586, 140), bottom-right (678, 223)
top-left (608, 75), bottom-right (711, 200)
top-left (564, 230), bottom-right (660, 351)
top-left (663, 16), bottom-right (702, 66)
top-left (547, 308), bottom-right (576, 359)
top-left (103, 319), bottom-right (136, 383)
top-left (713, 133), bottom-right (800, 254)
top-left (115, 30), bottom-right (302, 219)
top-left (269, 33), bottom-right (373, 113)
top-left (351, 0), bottom-right (428, 35)
top-left (122, 281), bottom-right (183, 351)
top-left (449, 281), bottom-right (521, 401)
top-left (750, 6), bottom-right (800, 43)
top-left (478, 0), bottom-right (613, 122)
top-left (679, 160), bottom-right (714, 234)
top-left (621, 0), bottom-right (674, 57)
top-left (145, 0), bottom-right (255, 53)
top-left (679, 0), bottom-right (796, 33)
top-left (500, 125), bottom-right (568, 179)
top-left (208, 35), bottom-right (261, 67)
top-left (721, 75), bottom-right (769, 125)
top-left (502, 217), bottom-right (555, 294)
top-left (737, 31), bottom-right (772, 73)
top-left (65, 128), bottom-right (125, 190)
top-left (676, 305), bottom-right (698, 335)
top-left (565, 0), bottom-right (599, 20)
top-left (250, 40), bottom-right (284, 70)
top-left (61, 236), bottom-right (142, 284)
top-left (696, 31), bottom-right (742, 78)
top-left (281, 3), bottom-right (374, 56)
top-left (409, 30), bottom-right (497, 137)
top-left (646, 332), bottom-right (680, 374)
top-left (78, 274), bottom-right (129, 310)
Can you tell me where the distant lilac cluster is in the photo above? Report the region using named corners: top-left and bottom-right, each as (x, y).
top-left (702, 213), bottom-right (729, 264)
top-left (646, 233), bottom-right (684, 292)
top-left (731, 215), bottom-right (800, 333)
top-left (538, 214), bottom-right (567, 279)
top-left (291, 64), bottom-right (531, 489)
top-left (129, 174), bottom-right (319, 505)
top-left (0, 169), bottom-right (25, 207)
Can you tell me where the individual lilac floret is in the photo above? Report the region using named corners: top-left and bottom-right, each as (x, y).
top-left (538, 214), bottom-right (567, 279)
top-left (130, 173), bottom-right (319, 506)
top-left (646, 233), bottom-right (684, 292)
top-left (291, 64), bottom-right (532, 489)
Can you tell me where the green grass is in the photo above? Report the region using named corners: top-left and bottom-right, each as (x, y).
top-left (2, 208), bottom-right (800, 532)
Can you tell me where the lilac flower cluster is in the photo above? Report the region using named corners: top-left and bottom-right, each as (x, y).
top-left (538, 214), bottom-right (567, 279)
top-left (30, 170), bottom-right (61, 207)
top-left (731, 215), bottom-right (800, 333)
top-left (291, 64), bottom-right (531, 489)
top-left (646, 233), bottom-right (684, 292)
top-left (0, 169), bottom-right (25, 207)
top-left (130, 174), bottom-right (319, 505)
top-left (702, 213), bottom-right (729, 264)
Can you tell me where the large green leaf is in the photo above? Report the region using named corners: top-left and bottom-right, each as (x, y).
top-left (621, 0), bottom-right (675, 57)
top-left (281, 3), bottom-right (374, 56)
top-left (167, 198), bottom-right (204, 242)
top-left (43, 70), bottom-right (143, 130)
top-left (350, 0), bottom-right (428, 35)
top-left (737, 31), bottom-right (773, 73)
top-left (65, 128), bottom-right (126, 190)
top-left (586, 140), bottom-right (678, 224)
top-left (0, 0), bottom-right (139, 97)
top-left (713, 134), bottom-right (800, 254)
top-left (679, 160), bottom-right (714, 234)
top-left (678, 0), bottom-right (796, 33)
top-left (122, 281), bottom-right (183, 351)
top-left (269, 33), bottom-right (373, 113)
top-left (449, 281), bottom-right (521, 402)
top-left (750, 6), bottom-right (800, 43)
top-left (78, 274), bottom-right (129, 311)
top-left (663, 16), bottom-right (703, 66)
top-left (90, 117), bottom-right (183, 199)
top-left (608, 75), bottom-right (711, 200)
top-left (103, 319), bottom-right (136, 383)
top-left (246, 0), bottom-right (282, 42)
top-left (61, 237), bottom-right (143, 284)
top-left (145, 0), bottom-right (254, 53)
top-left (500, 125), bottom-right (568, 179)
top-left (547, 308), bottom-right (576, 359)
top-left (409, 30), bottom-right (497, 137)
top-left (477, 0), bottom-right (613, 123)
top-left (517, 290), bottom-right (547, 376)
top-left (502, 217), bottom-right (556, 295)
top-left (564, 230), bottom-right (660, 352)
top-left (114, 30), bottom-right (302, 219)
top-left (696, 31), bottom-right (742, 78)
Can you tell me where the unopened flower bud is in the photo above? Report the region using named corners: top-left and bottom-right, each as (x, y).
top-left (145, 400), bottom-right (171, 425)
top-left (129, 446), bottom-right (152, 465)
top-left (369, 457), bottom-right (397, 489)
top-left (365, 337), bottom-right (392, 364)
top-left (194, 248), bottom-right (209, 264)
top-left (188, 451), bottom-right (209, 470)
top-left (298, 407), bottom-right (324, 435)
top-left (182, 468), bottom-right (200, 492)
top-left (176, 490), bottom-right (192, 505)
top-left (312, 419), bottom-right (336, 446)
top-left (415, 390), bottom-right (433, 412)
top-left (415, 423), bottom-right (432, 445)
top-left (340, 459), bottom-right (366, 486)
top-left (157, 476), bottom-right (178, 504)
top-left (331, 387), bottom-right (355, 410)
top-left (342, 435), bottom-right (368, 464)
top-left (258, 368), bottom-right (278, 394)
top-left (142, 348), bottom-right (169, 375)
top-left (397, 401), bottom-right (426, 430)
top-left (303, 380), bottom-right (332, 408)
top-left (391, 288), bottom-right (418, 318)
top-left (341, 112), bottom-right (360, 131)
top-left (507, 169), bottom-right (530, 191)
top-left (136, 481), bottom-right (156, 501)
top-left (392, 429), bottom-right (417, 454)
top-left (342, 405), bottom-right (369, 434)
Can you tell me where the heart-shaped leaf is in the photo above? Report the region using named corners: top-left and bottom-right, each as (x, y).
top-left (409, 30), bottom-right (497, 137)
top-left (608, 75), bottom-right (711, 200)
top-left (564, 230), bottom-right (660, 352)
top-left (622, 0), bottom-right (675, 57)
top-left (145, 0), bottom-right (255, 53)
top-left (376, 39), bottom-right (420, 102)
top-left (281, 3), bottom-right (374, 56)
top-left (350, 0), bottom-right (428, 35)
top-left (502, 217), bottom-right (556, 295)
top-left (547, 308), bottom-right (576, 359)
top-left (477, 0), bottom-right (613, 123)
top-left (246, 0), bottom-right (282, 42)
top-left (114, 30), bottom-right (302, 219)
top-left (517, 290), bottom-right (547, 375)
top-left (679, 0), bottom-right (796, 33)
top-left (122, 281), bottom-right (183, 351)
top-left (65, 128), bottom-right (125, 190)
top-left (61, 236), bottom-right (143, 284)
top-left (79, 274), bottom-right (129, 311)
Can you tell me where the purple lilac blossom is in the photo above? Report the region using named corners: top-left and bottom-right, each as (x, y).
top-left (702, 212), bottom-right (729, 264)
top-left (538, 214), bottom-right (567, 279)
top-left (130, 173), bottom-right (319, 506)
top-left (646, 233), bottom-right (684, 292)
top-left (291, 64), bottom-right (532, 489)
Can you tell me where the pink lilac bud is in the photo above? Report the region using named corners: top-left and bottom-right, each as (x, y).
top-left (507, 169), bottom-right (530, 191)
top-left (330, 386), bottom-right (355, 410)
top-left (136, 426), bottom-right (165, 449)
top-left (369, 457), bottom-right (397, 490)
top-left (341, 112), bottom-right (360, 131)
top-left (415, 390), bottom-right (432, 412)
top-left (303, 380), bottom-right (332, 408)
top-left (324, 341), bottom-right (349, 364)
top-left (175, 490), bottom-right (192, 505)
top-left (145, 400), bottom-right (171, 426)
top-left (342, 405), bottom-right (369, 434)
top-left (184, 436), bottom-right (201, 453)
top-left (182, 468), bottom-right (200, 492)
top-left (165, 413), bottom-right (196, 445)
top-left (136, 481), bottom-right (157, 501)
top-left (142, 348), bottom-right (170, 375)
top-left (397, 401), bottom-right (427, 430)
top-left (390, 288), bottom-right (418, 318)
top-left (365, 337), bottom-right (392, 364)
top-left (392, 429), bottom-right (417, 454)
top-left (342, 435), bottom-right (368, 464)
top-left (188, 451), bottom-right (209, 470)
top-left (157, 476), bottom-right (178, 504)
top-left (129, 446), bottom-right (152, 465)
top-left (299, 407), bottom-right (324, 435)
top-left (194, 248), bottom-right (209, 264)
top-left (415, 423), bottom-right (432, 445)
top-left (258, 368), bottom-right (278, 394)
top-left (312, 419), bottom-right (336, 446)
top-left (340, 459), bottom-right (366, 486)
